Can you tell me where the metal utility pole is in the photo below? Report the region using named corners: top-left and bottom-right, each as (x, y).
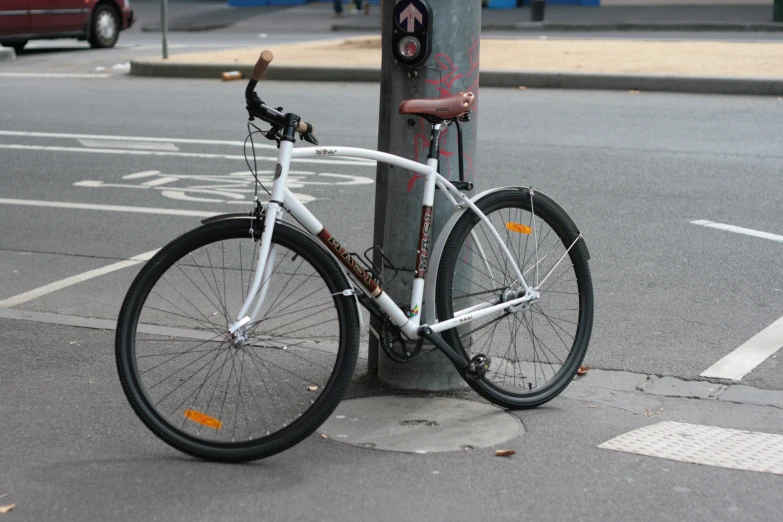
top-left (161, 0), bottom-right (169, 59)
top-left (370, 0), bottom-right (480, 390)
top-left (531, 0), bottom-right (545, 23)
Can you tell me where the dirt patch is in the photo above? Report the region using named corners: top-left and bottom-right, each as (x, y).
top-left (151, 36), bottom-right (783, 78)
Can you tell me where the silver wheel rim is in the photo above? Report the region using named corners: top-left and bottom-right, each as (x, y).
top-left (96, 10), bottom-right (117, 43)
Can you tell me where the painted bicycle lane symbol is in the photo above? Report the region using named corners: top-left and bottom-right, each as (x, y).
top-left (73, 169), bottom-right (374, 205)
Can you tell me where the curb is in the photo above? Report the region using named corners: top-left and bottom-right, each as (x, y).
top-left (482, 70), bottom-right (783, 96)
top-left (0, 47), bottom-right (16, 62)
top-left (130, 61), bottom-right (381, 82)
top-left (130, 60), bottom-right (783, 96)
top-left (332, 22), bottom-right (783, 32)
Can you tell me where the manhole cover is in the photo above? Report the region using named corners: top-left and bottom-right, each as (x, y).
top-left (319, 396), bottom-right (523, 453)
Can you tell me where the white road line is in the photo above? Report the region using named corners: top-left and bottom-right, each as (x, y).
top-left (691, 220), bottom-right (783, 243)
top-left (79, 139), bottom-right (179, 151)
top-left (0, 308), bottom-right (365, 358)
top-left (0, 73), bottom-right (110, 79)
top-left (0, 198), bottom-right (219, 218)
top-left (0, 129), bottom-right (273, 149)
top-left (0, 249), bottom-right (159, 309)
top-left (0, 143), bottom-right (374, 166)
top-left (701, 316), bottom-right (783, 381)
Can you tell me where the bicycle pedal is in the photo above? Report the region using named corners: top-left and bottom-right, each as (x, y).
top-left (465, 354), bottom-right (491, 381)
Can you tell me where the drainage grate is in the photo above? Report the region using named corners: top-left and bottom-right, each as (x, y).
top-left (599, 421), bottom-right (783, 475)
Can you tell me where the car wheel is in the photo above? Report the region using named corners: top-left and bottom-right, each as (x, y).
top-left (88, 5), bottom-right (120, 49)
top-left (0, 41), bottom-right (27, 53)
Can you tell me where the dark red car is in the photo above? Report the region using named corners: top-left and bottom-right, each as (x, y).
top-left (0, 0), bottom-right (133, 51)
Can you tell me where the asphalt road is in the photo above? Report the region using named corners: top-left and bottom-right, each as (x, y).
top-left (1, 14), bottom-right (783, 521)
top-left (1, 74), bottom-right (781, 387)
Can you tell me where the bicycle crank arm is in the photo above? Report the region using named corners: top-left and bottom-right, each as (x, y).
top-left (418, 327), bottom-right (469, 373)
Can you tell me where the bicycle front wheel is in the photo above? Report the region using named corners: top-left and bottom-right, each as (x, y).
top-left (116, 218), bottom-right (359, 462)
top-left (436, 189), bottom-right (593, 409)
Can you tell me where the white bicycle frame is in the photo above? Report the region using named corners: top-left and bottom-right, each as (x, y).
top-left (230, 138), bottom-right (546, 342)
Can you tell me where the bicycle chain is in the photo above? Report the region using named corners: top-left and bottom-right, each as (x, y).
top-left (452, 288), bottom-right (504, 301)
top-left (377, 278), bottom-right (515, 363)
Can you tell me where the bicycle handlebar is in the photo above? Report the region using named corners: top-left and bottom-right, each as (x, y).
top-left (245, 50), bottom-right (315, 138)
top-left (251, 50), bottom-right (274, 81)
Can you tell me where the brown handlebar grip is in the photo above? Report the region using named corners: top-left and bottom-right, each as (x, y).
top-left (297, 121), bottom-right (313, 133)
top-left (251, 50), bottom-right (274, 81)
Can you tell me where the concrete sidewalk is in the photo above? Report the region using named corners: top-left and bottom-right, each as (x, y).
top-left (130, 35), bottom-right (783, 96)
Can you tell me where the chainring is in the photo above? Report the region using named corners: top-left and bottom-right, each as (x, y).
top-left (378, 316), bottom-right (423, 364)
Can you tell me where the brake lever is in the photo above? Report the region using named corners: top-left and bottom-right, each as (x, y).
top-left (300, 132), bottom-right (318, 146)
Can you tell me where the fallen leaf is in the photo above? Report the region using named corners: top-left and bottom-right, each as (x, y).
top-left (496, 449), bottom-right (516, 457)
top-left (0, 504), bottom-right (14, 514)
top-left (518, 86), bottom-right (527, 91)
top-left (588, 405), bottom-right (597, 409)
top-left (577, 365), bottom-right (589, 375)
top-left (307, 385), bottom-right (318, 391)
top-left (630, 89), bottom-right (640, 94)
top-left (321, 433), bottom-right (328, 439)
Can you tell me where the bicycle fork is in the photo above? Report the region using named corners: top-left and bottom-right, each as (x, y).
top-left (227, 130), bottom-right (296, 344)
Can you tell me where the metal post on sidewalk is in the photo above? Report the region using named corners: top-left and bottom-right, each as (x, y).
top-left (370, 0), bottom-right (480, 391)
top-left (531, 0), bottom-right (545, 23)
top-left (161, 0), bottom-right (169, 59)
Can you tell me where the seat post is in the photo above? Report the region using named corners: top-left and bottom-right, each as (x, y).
top-left (427, 122), bottom-right (445, 162)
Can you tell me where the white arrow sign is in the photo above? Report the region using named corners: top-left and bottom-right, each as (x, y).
top-left (399, 3), bottom-right (423, 32)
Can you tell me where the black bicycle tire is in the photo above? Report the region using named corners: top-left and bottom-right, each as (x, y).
top-left (436, 189), bottom-right (594, 409)
top-left (116, 218), bottom-right (359, 462)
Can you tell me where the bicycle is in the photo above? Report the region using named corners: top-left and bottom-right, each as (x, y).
top-left (115, 51), bottom-right (594, 462)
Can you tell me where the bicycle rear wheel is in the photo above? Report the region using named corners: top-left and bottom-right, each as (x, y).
top-left (116, 218), bottom-right (359, 462)
top-left (436, 189), bottom-right (593, 409)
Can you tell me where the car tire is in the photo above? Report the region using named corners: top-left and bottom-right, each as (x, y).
top-left (0, 41), bottom-right (27, 53)
top-left (88, 4), bottom-right (120, 49)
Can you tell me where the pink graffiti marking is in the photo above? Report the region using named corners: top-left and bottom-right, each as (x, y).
top-left (406, 36), bottom-right (480, 192)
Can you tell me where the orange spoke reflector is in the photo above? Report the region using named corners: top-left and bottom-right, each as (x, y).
top-left (184, 409), bottom-right (222, 430)
top-left (506, 222), bottom-right (532, 235)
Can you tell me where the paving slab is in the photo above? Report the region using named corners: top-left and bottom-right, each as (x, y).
top-left (318, 396), bottom-right (523, 453)
top-left (575, 369), bottom-right (652, 392)
top-left (719, 385), bottom-right (783, 409)
top-left (645, 376), bottom-right (724, 399)
top-left (562, 383), bottom-right (663, 414)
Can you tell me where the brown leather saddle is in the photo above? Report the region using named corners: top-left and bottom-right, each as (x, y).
top-left (398, 92), bottom-right (475, 121)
